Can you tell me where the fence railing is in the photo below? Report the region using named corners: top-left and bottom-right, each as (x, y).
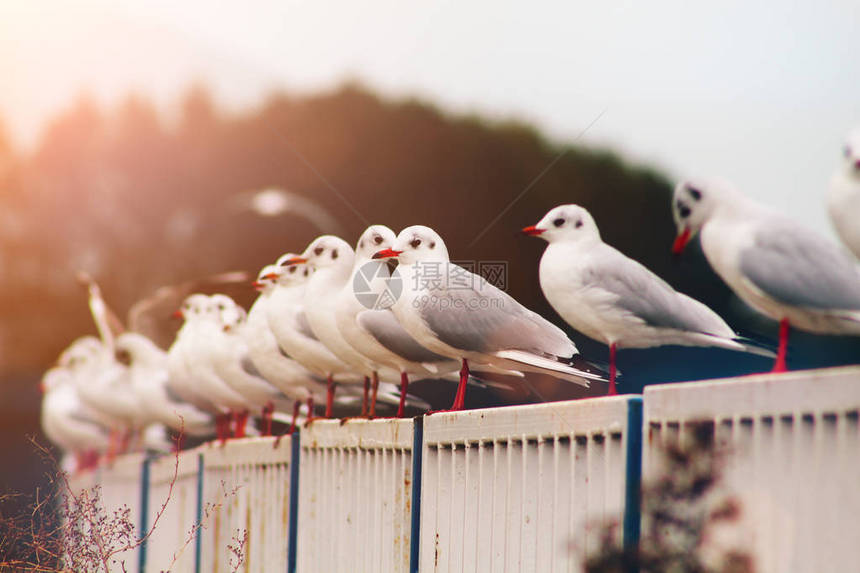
top-left (63, 366), bottom-right (860, 573)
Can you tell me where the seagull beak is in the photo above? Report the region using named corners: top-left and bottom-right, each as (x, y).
top-left (38, 380), bottom-right (46, 394)
top-left (372, 248), bottom-right (403, 260)
top-left (521, 225), bottom-right (545, 236)
top-left (262, 272), bottom-right (279, 280)
top-left (672, 227), bottom-right (692, 255)
top-left (171, 309), bottom-right (184, 320)
top-left (281, 257), bottom-right (307, 266)
top-left (251, 280), bottom-right (265, 290)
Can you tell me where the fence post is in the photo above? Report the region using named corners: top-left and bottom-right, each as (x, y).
top-left (137, 455), bottom-right (152, 572)
top-left (287, 430), bottom-right (301, 573)
top-left (409, 416), bottom-right (424, 573)
top-left (623, 397), bottom-right (642, 550)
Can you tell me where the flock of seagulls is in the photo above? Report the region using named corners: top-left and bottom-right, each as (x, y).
top-left (41, 131), bottom-right (860, 472)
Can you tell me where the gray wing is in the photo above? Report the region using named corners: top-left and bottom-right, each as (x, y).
top-left (296, 311), bottom-right (319, 341)
top-left (740, 224), bottom-right (860, 310)
top-left (241, 355), bottom-right (265, 379)
top-left (419, 264), bottom-right (575, 357)
top-left (586, 248), bottom-right (728, 334)
top-left (357, 309), bottom-right (451, 363)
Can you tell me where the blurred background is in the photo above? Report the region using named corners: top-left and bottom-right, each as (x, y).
top-left (1, 1), bottom-right (858, 506)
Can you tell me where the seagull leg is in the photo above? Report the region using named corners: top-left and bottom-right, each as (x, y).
top-left (235, 410), bottom-right (249, 438)
top-left (361, 376), bottom-right (370, 417)
top-left (304, 396), bottom-right (318, 427)
top-left (216, 412), bottom-right (230, 445)
top-left (397, 371), bottom-right (409, 418)
top-left (608, 343), bottom-right (618, 396)
top-left (772, 319), bottom-right (790, 373)
top-left (262, 402), bottom-right (274, 436)
top-left (369, 371), bottom-right (380, 419)
top-left (450, 359), bottom-right (469, 411)
top-left (325, 374), bottom-right (336, 418)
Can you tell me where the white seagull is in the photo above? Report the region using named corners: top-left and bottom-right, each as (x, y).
top-left (828, 128), bottom-right (860, 259)
top-left (672, 178), bottom-right (860, 371)
top-left (523, 204), bottom-right (774, 393)
top-left (373, 225), bottom-right (608, 411)
top-left (116, 331), bottom-right (215, 439)
top-left (335, 225), bottom-right (459, 416)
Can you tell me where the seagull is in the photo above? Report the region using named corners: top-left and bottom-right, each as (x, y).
top-left (244, 264), bottom-right (324, 431)
top-left (284, 237), bottom-right (400, 417)
top-left (828, 128), bottom-right (860, 258)
top-left (208, 293), bottom-right (298, 436)
top-left (116, 331), bottom-right (215, 439)
top-left (167, 294), bottom-right (233, 440)
top-left (335, 225), bottom-right (459, 416)
top-left (373, 225), bottom-right (608, 411)
top-left (523, 204), bottom-right (774, 394)
top-left (265, 253), bottom-right (364, 418)
top-left (41, 365), bottom-right (110, 471)
top-left (177, 294), bottom-right (258, 441)
top-left (672, 178), bottom-right (860, 371)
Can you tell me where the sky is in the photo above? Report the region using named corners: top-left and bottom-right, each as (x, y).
top-left (1, 0), bottom-right (858, 235)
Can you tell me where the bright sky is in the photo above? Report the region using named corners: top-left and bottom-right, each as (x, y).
top-left (1, 0), bottom-right (858, 235)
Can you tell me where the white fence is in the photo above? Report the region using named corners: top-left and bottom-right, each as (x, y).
top-left (644, 366), bottom-right (860, 573)
top-left (61, 366), bottom-right (860, 573)
top-left (418, 397), bottom-right (641, 573)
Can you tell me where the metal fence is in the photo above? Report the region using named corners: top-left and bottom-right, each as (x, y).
top-left (417, 397), bottom-right (642, 573)
top-left (644, 366), bottom-right (860, 573)
top-left (60, 366), bottom-right (860, 573)
top-left (296, 418), bottom-right (416, 573)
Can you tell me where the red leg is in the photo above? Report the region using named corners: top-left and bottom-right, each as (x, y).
top-left (361, 376), bottom-right (370, 417)
top-left (235, 410), bottom-right (250, 438)
top-left (289, 400), bottom-right (300, 434)
top-left (262, 402), bottom-right (274, 436)
top-left (450, 359), bottom-right (469, 411)
top-left (304, 396), bottom-right (317, 427)
top-left (772, 318), bottom-right (790, 373)
top-left (369, 371), bottom-right (380, 419)
top-left (608, 343), bottom-right (618, 396)
top-left (397, 372), bottom-right (409, 418)
top-left (216, 413), bottom-right (230, 445)
top-left (325, 374), bottom-right (336, 418)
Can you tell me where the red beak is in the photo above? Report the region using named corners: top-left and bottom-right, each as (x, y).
top-left (251, 280), bottom-right (265, 290)
top-left (672, 227), bottom-right (692, 255)
top-left (372, 248), bottom-right (403, 260)
top-left (171, 309), bottom-right (184, 320)
top-left (38, 380), bottom-right (46, 394)
top-left (281, 257), bottom-right (307, 266)
top-left (521, 225), bottom-right (545, 236)
top-left (262, 272), bottom-right (279, 280)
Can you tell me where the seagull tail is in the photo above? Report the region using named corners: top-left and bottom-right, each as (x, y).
top-left (730, 335), bottom-right (778, 358)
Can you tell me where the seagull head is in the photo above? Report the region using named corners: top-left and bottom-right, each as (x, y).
top-left (115, 332), bottom-right (162, 366)
top-left (300, 235), bottom-right (355, 272)
top-left (275, 252), bottom-right (313, 285)
top-left (210, 294), bottom-right (244, 331)
top-left (375, 225), bottom-right (449, 265)
top-left (175, 293), bottom-right (210, 321)
top-left (58, 336), bottom-right (103, 370)
top-left (354, 225), bottom-right (396, 262)
top-left (671, 178), bottom-right (731, 254)
top-left (253, 264), bottom-right (279, 292)
top-left (523, 204), bottom-right (601, 244)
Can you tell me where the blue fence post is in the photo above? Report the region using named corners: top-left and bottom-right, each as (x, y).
top-left (194, 453), bottom-right (204, 573)
top-left (623, 396), bottom-right (643, 550)
top-left (138, 455), bottom-right (152, 573)
top-left (287, 430), bottom-right (301, 573)
top-left (409, 416), bottom-right (424, 573)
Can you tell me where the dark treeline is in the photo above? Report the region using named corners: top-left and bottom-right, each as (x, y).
top-left (0, 83), bottom-right (857, 493)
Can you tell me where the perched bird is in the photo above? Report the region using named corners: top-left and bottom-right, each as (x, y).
top-left (244, 264), bottom-right (324, 430)
top-left (117, 331), bottom-right (215, 438)
top-left (523, 204), bottom-right (774, 393)
top-left (335, 225), bottom-right (459, 416)
top-left (828, 128), bottom-right (860, 258)
top-left (207, 294), bottom-right (296, 436)
top-left (672, 178), bottom-right (860, 371)
top-left (41, 365), bottom-right (110, 472)
top-left (266, 253), bottom-right (363, 418)
top-left (373, 225), bottom-right (608, 411)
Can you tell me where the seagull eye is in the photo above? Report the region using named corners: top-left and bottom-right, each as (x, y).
top-left (676, 200), bottom-right (691, 219)
top-left (574, 219), bottom-right (583, 229)
top-left (218, 304), bottom-right (225, 310)
top-left (687, 186), bottom-right (702, 201)
top-left (429, 241), bottom-right (436, 249)
top-left (553, 218), bottom-right (565, 227)
top-left (410, 238), bottom-right (422, 249)
top-left (314, 246), bottom-right (324, 256)
top-left (373, 235), bottom-right (383, 245)
top-left (331, 249), bottom-right (338, 260)
top-left (303, 269), bottom-right (309, 277)
top-left (289, 266), bottom-right (296, 274)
